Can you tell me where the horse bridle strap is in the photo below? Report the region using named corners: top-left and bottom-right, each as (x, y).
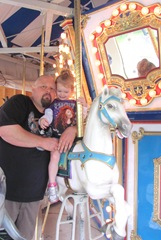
top-left (68, 141), bottom-right (116, 169)
top-left (98, 95), bottom-right (121, 128)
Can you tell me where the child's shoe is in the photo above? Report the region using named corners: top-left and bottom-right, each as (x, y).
top-left (47, 183), bottom-right (59, 203)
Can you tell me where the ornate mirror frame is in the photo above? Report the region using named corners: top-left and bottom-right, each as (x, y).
top-left (153, 156), bottom-right (161, 226)
top-left (90, 2), bottom-right (161, 106)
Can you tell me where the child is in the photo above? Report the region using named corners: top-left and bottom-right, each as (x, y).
top-left (39, 69), bottom-right (88, 203)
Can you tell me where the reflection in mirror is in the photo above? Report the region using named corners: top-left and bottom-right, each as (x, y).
top-left (105, 28), bottom-right (159, 79)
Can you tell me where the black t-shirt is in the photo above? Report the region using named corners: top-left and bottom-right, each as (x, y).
top-left (0, 94), bottom-right (50, 202)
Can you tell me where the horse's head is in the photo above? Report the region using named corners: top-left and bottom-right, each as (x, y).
top-left (98, 85), bottom-right (132, 139)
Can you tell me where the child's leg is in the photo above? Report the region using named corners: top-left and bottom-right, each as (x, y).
top-left (48, 150), bottom-right (60, 184)
top-left (47, 150), bottom-right (60, 203)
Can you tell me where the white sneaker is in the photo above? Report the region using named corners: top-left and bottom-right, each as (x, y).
top-left (47, 185), bottom-right (59, 203)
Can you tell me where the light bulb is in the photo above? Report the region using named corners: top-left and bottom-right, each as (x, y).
top-left (129, 99), bottom-right (136, 105)
top-left (95, 60), bottom-right (101, 66)
top-left (112, 9), bottom-right (119, 17)
top-left (154, 6), bottom-right (161, 16)
top-left (141, 7), bottom-right (149, 15)
top-left (149, 90), bottom-right (156, 97)
top-left (140, 98), bottom-right (148, 105)
top-left (129, 3), bottom-right (136, 11)
top-left (104, 20), bottom-right (111, 27)
top-left (89, 34), bottom-right (94, 41)
top-left (120, 4), bottom-right (127, 11)
top-left (92, 47), bottom-right (98, 54)
top-left (96, 26), bottom-right (102, 33)
top-left (106, 206), bottom-right (112, 213)
top-left (61, 32), bottom-right (66, 39)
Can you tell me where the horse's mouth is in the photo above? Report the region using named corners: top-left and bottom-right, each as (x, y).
top-left (116, 129), bottom-right (125, 139)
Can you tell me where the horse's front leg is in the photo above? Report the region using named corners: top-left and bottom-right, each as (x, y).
top-left (57, 177), bottom-right (74, 219)
top-left (109, 184), bottom-right (131, 238)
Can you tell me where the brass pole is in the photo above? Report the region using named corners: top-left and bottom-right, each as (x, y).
top-left (39, 15), bottom-right (45, 76)
top-left (74, 0), bottom-right (83, 138)
top-left (22, 55), bottom-right (26, 95)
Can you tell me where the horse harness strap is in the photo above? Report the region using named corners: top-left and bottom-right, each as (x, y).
top-left (98, 95), bottom-right (122, 128)
top-left (68, 141), bottom-right (116, 169)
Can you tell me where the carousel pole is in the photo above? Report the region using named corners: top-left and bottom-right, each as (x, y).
top-left (35, 13), bottom-right (47, 240)
top-left (74, 0), bottom-right (83, 138)
top-left (22, 55), bottom-right (26, 95)
top-left (39, 14), bottom-right (45, 76)
top-left (74, 1), bottom-right (86, 239)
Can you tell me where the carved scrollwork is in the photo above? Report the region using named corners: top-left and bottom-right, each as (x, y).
top-left (132, 127), bottom-right (144, 144)
top-left (130, 230), bottom-right (142, 240)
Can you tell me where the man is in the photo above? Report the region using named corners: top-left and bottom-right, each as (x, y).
top-left (0, 75), bottom-right (77, 240)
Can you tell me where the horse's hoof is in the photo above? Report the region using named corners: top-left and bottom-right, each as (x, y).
top-left (110, 226), bottom-right (124, 240)
top-left (67, 216), bottom-right (73, 221)
top-left (100, 220), bottom-right (113, 234)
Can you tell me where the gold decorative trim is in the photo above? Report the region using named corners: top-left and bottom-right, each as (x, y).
top-left (132, 127), bottom-right (144, 144)
top-left (153, 156), bottom-right (161, 226)
top-left (130, 230), bottom-right (142, 240)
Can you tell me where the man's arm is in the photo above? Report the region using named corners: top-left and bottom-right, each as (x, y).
top-left (0, 125), bottom-right (58, 151)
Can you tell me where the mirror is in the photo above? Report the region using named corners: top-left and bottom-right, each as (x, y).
top-left (91, 2), bottom-right (161, 106)
top-left (105, 27), bottom-right (159, 79)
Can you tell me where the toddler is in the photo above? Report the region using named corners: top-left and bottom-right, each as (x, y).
top-left (39, 69), bottom-right (88, 203)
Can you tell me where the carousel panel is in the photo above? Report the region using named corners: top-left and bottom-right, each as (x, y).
top-left (126, 121), bottom-right (161, 240)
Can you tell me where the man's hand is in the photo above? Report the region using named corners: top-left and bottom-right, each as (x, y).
top-left (58, 126), bottom-right (77, 153)
top-left (41, 137), bottom-right (58, 152)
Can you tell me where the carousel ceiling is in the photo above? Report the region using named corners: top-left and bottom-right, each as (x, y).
top-left (0, 0), bottom-right (117, 88)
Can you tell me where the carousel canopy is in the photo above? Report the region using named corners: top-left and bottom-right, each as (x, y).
top-left (0, 0), bottom-right (118, 90)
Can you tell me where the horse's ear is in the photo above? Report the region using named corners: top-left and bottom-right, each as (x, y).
top-left (102, 85), bottom-right (110, 97)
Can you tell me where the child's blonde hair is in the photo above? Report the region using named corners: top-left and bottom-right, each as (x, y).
top-left (55, 69), bottom-right (75, 92)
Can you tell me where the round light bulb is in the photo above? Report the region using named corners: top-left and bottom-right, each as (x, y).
top-left (96, 26), bottom-right (102, 34)
top-left (141, 7), bottom-right (149, 15)
top-left (122, 92), bottom-right (126, 99)
top-left (89, 34), bottom-right (94, 41)
top-left (92, 47), bottom-right (98, 54)
top-left (149, 90), bottom-right (156, 97)
top-left (67, 59), bottom-right (73, 66)
top-left (104, 20), bottom-right (111, 27)
top-left (61, 32), bottom-right (66, 39)
top-left (53, 63), bottom-right (56, 68)
top-left (106, 206), bottom-right (112, 213)
top-left (129, 3), bottom-right (136, 11)
top-left (120, 4), bottom-right (127, 11)
top-left (154, 6), bottom-right (161, 16)
top-left (95, 60), bottom-right (101, 66)
top-left (129, 99), bottom-right (136, 105)
top-left (112, 9), bottom-right (119, 17)
top-left (98, 73), bottom-right (104, 79)
top-left (140, 98), bottom-right (148, 105)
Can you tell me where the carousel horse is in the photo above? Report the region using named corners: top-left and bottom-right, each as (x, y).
top-left (0, 167), bottom-right (26, 240)
top-left (56, 85), bottom-right (132, 240)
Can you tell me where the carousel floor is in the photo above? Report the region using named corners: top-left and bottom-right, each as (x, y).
top-left (37, 192), bottom-right (107, 240)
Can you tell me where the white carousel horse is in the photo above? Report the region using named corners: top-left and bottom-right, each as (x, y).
top-left (0, 167), bottom-right (26, 240)
top-left (56, 85), bottom-right (132, 239)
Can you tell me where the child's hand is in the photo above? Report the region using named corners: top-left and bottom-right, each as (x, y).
top-left (77, 96), bottom-right (88, 108)
top-left (39, 118), bottom-right (50, 129)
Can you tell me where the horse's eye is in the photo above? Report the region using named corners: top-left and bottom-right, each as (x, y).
top-left (107, 103), bottom-right (113, 109)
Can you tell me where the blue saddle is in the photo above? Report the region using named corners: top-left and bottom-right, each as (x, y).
top-left (58, 141), bottom-right (116, 178)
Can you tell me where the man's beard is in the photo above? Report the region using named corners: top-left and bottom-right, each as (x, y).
top-left (41, 94), bottom-right (52, 108)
